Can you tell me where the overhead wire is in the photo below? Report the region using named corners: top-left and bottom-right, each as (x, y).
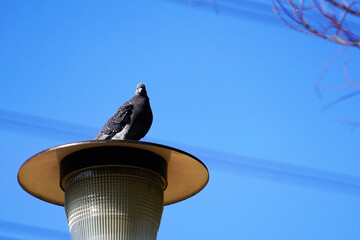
top-left (1, 109), bottom-right (360, 195)
top-left (0, 220), bottom-right (69, 240)
top-left (162, 0), bottom-right (284, 26)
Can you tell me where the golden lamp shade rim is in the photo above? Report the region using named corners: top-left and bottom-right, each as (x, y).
top-left (17, 140), bottom-right (209, 206)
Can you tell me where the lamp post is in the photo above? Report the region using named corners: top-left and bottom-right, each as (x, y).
top-left (18, 140), bottom-right (209, 240)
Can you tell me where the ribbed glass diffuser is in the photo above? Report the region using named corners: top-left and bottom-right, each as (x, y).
top-left (64, 167), bottom-right (164, 240)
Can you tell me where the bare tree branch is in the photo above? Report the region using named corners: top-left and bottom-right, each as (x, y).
top-left (273, 0), bottom-right (360, 47)
top-left (325, 0), bottom-right (360, 16)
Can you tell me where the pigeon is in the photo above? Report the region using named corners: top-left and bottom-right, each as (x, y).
top-left (94, 83), bottom-right (153, 140)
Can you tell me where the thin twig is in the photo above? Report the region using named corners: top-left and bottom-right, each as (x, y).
top-left (343, 50), bottom-right (360, 88)
top-left (337, 118), bottom-right (360, 131)
top-left (321, 89), bottom-right (360, 111)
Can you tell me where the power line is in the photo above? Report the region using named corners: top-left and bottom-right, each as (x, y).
top-left (0, 109), bottom-right (94, 140)
top-left (0, 220), bottom-right (69, 240)
top-left (162, 0), bottom-right (283, 26)
top-left (1, 108), bottom-right (360, 195)
top-left (201, 148), bottom-right (360, 195)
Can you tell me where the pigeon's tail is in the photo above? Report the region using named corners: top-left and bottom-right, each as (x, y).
top-left (94, 132), bottom-right (110, 140)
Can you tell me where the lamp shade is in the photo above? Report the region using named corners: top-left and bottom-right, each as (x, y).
top-left (18, 140), bottom-right (209, 206)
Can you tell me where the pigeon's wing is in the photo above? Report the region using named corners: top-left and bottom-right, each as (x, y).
top-left (94, 101), bottom-right (133, 140)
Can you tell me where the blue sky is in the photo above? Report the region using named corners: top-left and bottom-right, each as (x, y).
top-left (1, 0), bottom-right (360, 239)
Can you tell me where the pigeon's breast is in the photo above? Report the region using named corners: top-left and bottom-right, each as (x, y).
top-left (126, 98), bottom-right (152, 140)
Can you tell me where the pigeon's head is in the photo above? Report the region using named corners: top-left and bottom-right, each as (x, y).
top-left (135, 83), bottom-right (148, 97)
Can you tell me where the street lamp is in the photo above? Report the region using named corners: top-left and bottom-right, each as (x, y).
top-left (18, 140), bottom-right (209, 240)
